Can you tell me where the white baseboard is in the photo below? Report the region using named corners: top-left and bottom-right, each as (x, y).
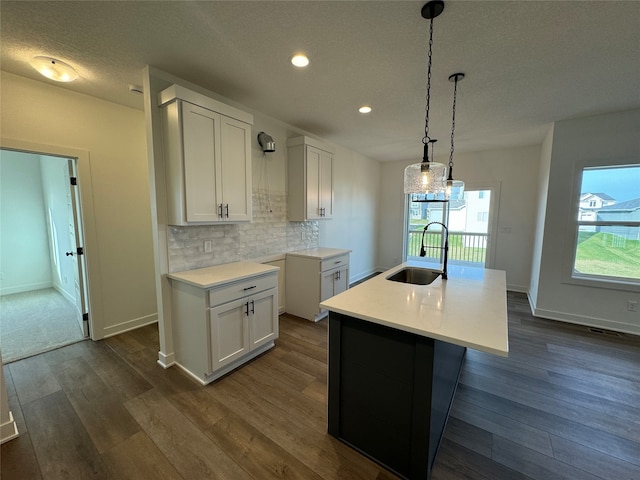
top-left (0, 281), bottom-right (53, 297)
top-left (157, 351), bottom-right (175, 369)
top-left (349, 268), bottom-right (380, 285)
top-left (532, 306), bottom-right (640, 336)
top-left (101, 314), bottom-right (158, 339)
top-left (54, 284), bottom-right (76, 305)
top-left (0, 411), bottom-right (19, 445)
top-left (507, 284), bottom-right (528, 293)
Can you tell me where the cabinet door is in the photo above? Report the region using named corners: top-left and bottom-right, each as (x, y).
top-left (220, 116), bottom-right (252, 222)
top-left (210, 298), bottom-right (250, 370)
top-left (306, 146), bottom-right (322, 219)
top-left (250, 289), bottom-right (278, 350)
top-left (321, 269), bottom-right (336, 303)
top-left (319, 150), bottom-right (334, 218)
top-left (334, 266), bottom-right (349, 296)
top-left (181, 102), bottom-right (222, 222)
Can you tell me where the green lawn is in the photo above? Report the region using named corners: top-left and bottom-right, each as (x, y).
top-left (575, 232), bottom-right (640, 279)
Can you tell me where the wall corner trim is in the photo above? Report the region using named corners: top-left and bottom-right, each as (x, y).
top-left (0, 411), bottom-right (19, 445)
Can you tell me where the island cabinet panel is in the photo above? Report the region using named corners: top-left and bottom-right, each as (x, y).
top-left (328, 312), bottom-right (466, 480)
top-left (171, 270), bottom-right (278, 385)
top-left (160, 84), bottom-right (253, 226)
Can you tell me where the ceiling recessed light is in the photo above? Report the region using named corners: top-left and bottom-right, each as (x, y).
top-left (359, 106), bottom-right (372, 114)
top-left (30, 56), bottom-right (78, 82)
top-left (291, 54), bottom-right (309, 68)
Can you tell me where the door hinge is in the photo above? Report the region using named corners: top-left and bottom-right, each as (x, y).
top-left (70, 177), bottom-right (77, 186)
top-left (77, 247), bottom-right (84, 255)
top-left (83, 313), bottom-right (89, 322)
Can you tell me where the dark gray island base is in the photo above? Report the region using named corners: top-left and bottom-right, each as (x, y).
top-left (328, 312), bottom-right (466, 480)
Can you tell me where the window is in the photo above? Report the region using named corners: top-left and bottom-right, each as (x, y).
top-left (572, 164), bottom-right (640, 285)
top-left (477, 211), bottom-right (489, 222)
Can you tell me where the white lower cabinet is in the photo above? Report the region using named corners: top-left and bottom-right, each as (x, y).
top-left (321, 265), bottom-right (349, 302)
top-left (286, 248), bottom-right (351, 322)
top-left (171, 269), bottom-right (278, 385)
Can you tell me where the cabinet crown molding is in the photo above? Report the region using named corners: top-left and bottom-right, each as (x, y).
top-left (158, 84), bottom-right (253, 125)
top-left (286, 135), bottom-right (335, 154)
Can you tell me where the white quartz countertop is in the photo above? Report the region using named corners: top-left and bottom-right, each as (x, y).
top-left (286, 247), bottom-right (351, 260)
top-left (167, 261), bottom-right (279, 289)
top-left (320, 262), bottom-right (509, 357)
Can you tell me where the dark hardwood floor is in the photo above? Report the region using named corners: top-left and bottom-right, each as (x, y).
top-left (2, 292), bottom-right (639, 479)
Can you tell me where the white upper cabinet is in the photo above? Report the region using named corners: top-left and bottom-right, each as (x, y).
top-left (287, 136), bottom-right (334, 221)
top-left (159, 84), bottom-right (252, 226)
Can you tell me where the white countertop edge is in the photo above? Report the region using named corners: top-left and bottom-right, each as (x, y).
top-left (320, 262), bottom-right (509, 356)
top-left (167, 261), bottom-right (279, 289)
top-left (286, 247), bottom-right (351, 260)
top-left (320, 305), bottom-right (509, 357)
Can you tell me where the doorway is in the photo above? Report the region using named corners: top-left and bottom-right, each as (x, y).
top-left (404, 183), bottom-right (500, 268)
top-left (0, 148), bottom-right (89, 363)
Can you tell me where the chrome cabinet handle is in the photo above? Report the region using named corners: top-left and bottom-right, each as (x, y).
top-left (250, 300), bottom-right (255, 314)
top-left (245, 301), bottom-right (249, 316)
top-left (218, 204), bottom-right (224, 218)
top-left (243, 285), bottom-right (257, 291)
top-left (225, 204), bottom-right (229, 218)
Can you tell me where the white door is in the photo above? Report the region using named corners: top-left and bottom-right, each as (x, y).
top-left (67, 160), bottom-right (89, 337)
top-left (182, 102), bottom-right (222, 222)
top-left (319, 151), bottom-right (333, 218)
top-left (306, 146), bottom-right (321, 219)
top-left (210, 298), bottom-right (250, 369)
top-left (220, 116), bottom-right (252, 222)
top-left (249, 289), bottom-right (278, 349)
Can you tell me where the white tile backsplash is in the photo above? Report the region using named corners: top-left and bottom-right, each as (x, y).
top-left (167, 191), bottom-right (319, 272)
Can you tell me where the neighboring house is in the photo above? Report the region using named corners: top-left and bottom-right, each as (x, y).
top-left (578, 192), bottom-right (616, 222)
top-left (597, 197), bottom-right (640, 240)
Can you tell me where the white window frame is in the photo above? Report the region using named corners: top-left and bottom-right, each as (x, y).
top-left (402, 182), bottom-right (500, 269)
top-left (562, 159), bottom-right (640, 292)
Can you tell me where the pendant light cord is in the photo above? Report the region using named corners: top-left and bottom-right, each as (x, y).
top-left (448, 75), bottom-right (458, 177)
top-left (422, 16), bottom-right (434, 159)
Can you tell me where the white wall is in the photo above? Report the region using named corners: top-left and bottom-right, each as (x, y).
top-left (378, 144), bottom-right (541, 291)
top-left (531, 109), bottom-right (640, 335)
top-left (318, 145), bottom-right (380, 282)
top-left (528, 126), bottom-right (554, 306)
top-left (1, 71), bottom-right (157, 339)
top-left (0, 150), bottom-right (52, 294)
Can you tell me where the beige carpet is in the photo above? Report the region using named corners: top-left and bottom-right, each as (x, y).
top-left (0, 288), bottom-right (85, 363)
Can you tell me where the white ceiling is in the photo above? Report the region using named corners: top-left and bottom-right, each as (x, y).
top-left (2, 1), bottom-right (639, 162)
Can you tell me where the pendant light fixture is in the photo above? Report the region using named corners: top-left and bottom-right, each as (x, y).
top-left (446, 72), bottom-right (465, 201)
top-left (404, 0), bottom-right (447, 200)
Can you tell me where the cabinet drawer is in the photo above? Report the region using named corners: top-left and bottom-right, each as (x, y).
top-left (208, 273), bottom-right (277, 307)
top-left (321, 254), bottom-right (349, 273)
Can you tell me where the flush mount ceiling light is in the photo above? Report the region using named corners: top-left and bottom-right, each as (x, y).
top-left (359, 106), bottom-right (372, 114)
top-left (291, 54), bottom-right (309, 67)
top-left (445, 73), bottom-right (465, 201)
top-left (404, 1), bottom-right (465, 202)
top-left (30, 56), bottom-right (78, 82)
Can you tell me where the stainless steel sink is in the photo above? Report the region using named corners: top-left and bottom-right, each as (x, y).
top-left (386, 267), bottom-right (441, 285)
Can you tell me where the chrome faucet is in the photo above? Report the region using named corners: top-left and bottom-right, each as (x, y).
top-left (420, 221), bottom-right (449, 280)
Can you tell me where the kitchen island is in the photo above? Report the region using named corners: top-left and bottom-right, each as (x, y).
top-left (320, 262), bottom-right (508, 480)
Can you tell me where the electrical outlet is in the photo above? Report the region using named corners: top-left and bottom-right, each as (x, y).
top-left (204, 240), bottom-right (212, 253)
top-left (628, 300), bottom-right (638, 312)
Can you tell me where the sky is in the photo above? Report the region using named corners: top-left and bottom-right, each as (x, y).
top-left (581, 165), bottom-right (640, 203)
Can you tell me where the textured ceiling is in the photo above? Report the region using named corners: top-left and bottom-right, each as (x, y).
top-left (1, 1), bottom-right (639, 162)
